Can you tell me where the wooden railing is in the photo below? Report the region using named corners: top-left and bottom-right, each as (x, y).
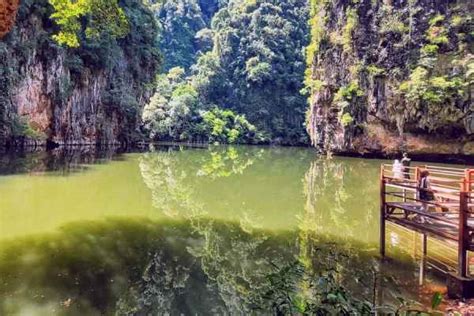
top-left (380, 164), bottom-right (474, 278)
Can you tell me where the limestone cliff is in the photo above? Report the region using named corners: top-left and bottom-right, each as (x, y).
top-left (0, 0), bottom-right (19, 38)
top-left (306, 0), bottom-right (473, 156)
top-left (0, 0), bottom-right (160, 147)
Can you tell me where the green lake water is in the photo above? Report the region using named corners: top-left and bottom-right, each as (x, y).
top-left (0, 145), bottom-right (448, 314)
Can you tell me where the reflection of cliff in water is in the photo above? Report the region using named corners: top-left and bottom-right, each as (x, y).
top-left (138, 146), bottom-right (316, 230)
top-left (139, 146), bottom-right (265, 219)
top-left (0, 148), bottom-right (428, 314)
top-left (302, 158), bottom-right (379, 243)
top-left (0, 146), bottom-right (122, 176)
top-left (0, 218), bottom-right (384, 315)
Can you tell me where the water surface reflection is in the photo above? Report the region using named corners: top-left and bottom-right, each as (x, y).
top-left (0, 146), bottom-right (438, 314)
top-left (0, 146), bottom-right (122, 176)
top-left (0, 217), bottom-right (416, 315)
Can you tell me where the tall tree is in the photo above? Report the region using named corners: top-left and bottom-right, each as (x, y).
top-left (194, 0), bottom-right (310, 144)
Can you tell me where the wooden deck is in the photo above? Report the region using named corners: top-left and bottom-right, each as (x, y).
top-left (380, 164), bottom-right (474, 298)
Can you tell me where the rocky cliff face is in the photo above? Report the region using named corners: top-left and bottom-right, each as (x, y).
top-left (306, 0), bottom-right (473, 156)
top-left (0, 0), bottom-right (19, 38)
top-left (0, 0), bottom-right (160, 147)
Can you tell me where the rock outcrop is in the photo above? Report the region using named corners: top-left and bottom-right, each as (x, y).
top-left (0, 0), bottom-right (19, 38)
top-left (0, 0), bottom-right (160, 147)
top-left (306, 0), bottom-right (474, 156)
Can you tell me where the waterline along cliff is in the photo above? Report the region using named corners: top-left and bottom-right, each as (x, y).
top-left (305, 0), bottom-right (473, 156)
top-left (0, 0), bottom-right (160, 147)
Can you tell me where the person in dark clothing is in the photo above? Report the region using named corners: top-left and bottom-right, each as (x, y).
top-left (401, 152), bottom-right (411, 179)
top-left (414, 170), bottom-right (435, 223)
top-left (419, 170), bottom-right (435, 211)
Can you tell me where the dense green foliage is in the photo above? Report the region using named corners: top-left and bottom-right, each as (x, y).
top-left (5, 0), bottom-right (472, 150)
top-left (49, 0), bottom-right (129, 47)
top-left (0, 0), bottom-right (161, 145)
top-left (151, 0), bottom-right (225, 71)
top-left (397, 11), bottom-right (473, 132)
top-left (305, 0), bottom-right (474, 151)
top-left (143, 67), bottom-right (262, 143)
top-left (145, 0), bottom-right (310, 145)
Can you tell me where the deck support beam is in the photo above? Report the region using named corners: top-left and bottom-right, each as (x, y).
top-left (422, 234), bottom-right (427, 256)
top-left (419, 255), bottom-right (426, 286)
top-left (447, 274), bottom-right (474, 299)
top-left (458, 192), bottom-right (468, 278)
top-left (380, 208), bottom-right (386, 257)
top-left (380, 168), bottom-right (386, 258)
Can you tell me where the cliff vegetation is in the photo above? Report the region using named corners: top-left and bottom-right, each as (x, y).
top-left (1, 0), bottom-right (473, 155)
top-left (0, 0), bottom-right (161, 147)
top-left (306, 0), bottom-right (473, 155)
top-left (143, 0), bottom-right (310, 145)
top-left (150, 0), bottom-right (226, 71)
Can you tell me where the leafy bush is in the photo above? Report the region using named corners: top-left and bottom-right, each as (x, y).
top-left (250, 260), bottom-right (444, 315)
top-left (205, 0), bottom-right (310, 144)
top-left (11, 116), bottom-right (47, 140)
top-left (398, 64), bottom-right (466, 131)
top-left (400, 66), bottom-right (463, 104)
top-left (142, 67), bottom-right (264, 144)
top-left (49, 0), bottom-right (129, 47)
top-left (199, 107), bottom-right (262, 144)
top-left (142, 68), bottom-right (199, 140)
top-left (366, 65), bottom-right (385, 76)
top-left (420, 44), bottom-right (439, 56)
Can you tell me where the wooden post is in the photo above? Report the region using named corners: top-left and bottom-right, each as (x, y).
top-left (419, 254), bottom-right (426, 286)
top-left (465, 169), bottom-right (472, 204)
top-left (422, 233), bottom-right (427, 256)
top-left (415, 167), bottom-right (420, 201)
top-left (380, 165), bottom-right (386, 257)
top-left (419, 233), bottom-right (428, 285)
top-left (459, 191), bottom-right (468, 278)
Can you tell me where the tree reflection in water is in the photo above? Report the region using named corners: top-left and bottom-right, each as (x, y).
top-left (196, 146), bottom-right (259, 179)
top-left (134, 150), bottom-right (409, 313)
top-left (0, 218), bottom-right (382, 315)
top-left (302, 158), bottom-right (379, 243)
top-left (139, 146), bottom-right (263, 219)
top-left (0, 148), bottom-right (423, 315)
top-left (0, 146), bottom-right (120, 176)
top-left (139, 149), bottom-right (201, 218)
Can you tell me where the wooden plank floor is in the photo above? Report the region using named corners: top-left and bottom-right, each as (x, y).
top-left (386, 202), bottom-right (474, 250)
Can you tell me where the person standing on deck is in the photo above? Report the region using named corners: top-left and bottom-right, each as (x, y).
top-left (401, 152), bottom-right (411, 179)
top-left (392, 160), bottom-right (403, 179)
top-left (419, 170), bottom-right (435, 212)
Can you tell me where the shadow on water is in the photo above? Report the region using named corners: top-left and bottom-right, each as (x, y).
top-left (0, 217), bottom-right (421, 315)
top-left (0, 145), bottom-right (445, 314)
top-left (0, 147), bottom-right (127, 176)
top-left (138, 145), bottom-right (382, 242)
top-left (0, 144), bottom-right (257, 177)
